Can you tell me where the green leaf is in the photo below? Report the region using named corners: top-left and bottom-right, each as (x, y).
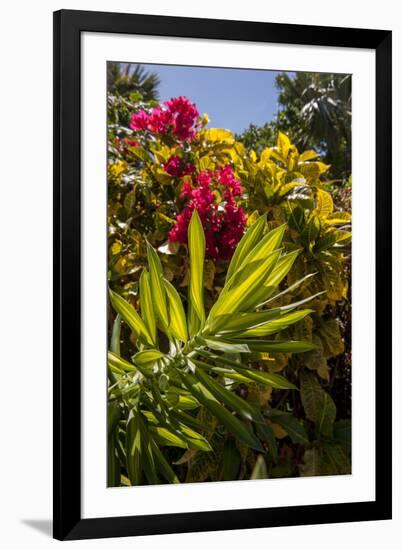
top-left (233, 339), bottom-right (317, 354)
top-left (225, 214), bottom-right (266, 282)
top-left (108, 432), bottom-right (120, 487)
top-left (108, 351), bottom-right (137, 373)
top-left (333, 419), bottom-right (351, 453)
top-left (149, 425), bottom-right (188, 448)
top-left (316, 189), bottom-right (334, 218)
top-left (208, 249), bottom-right (281, 323)
top-left (110, 313), bottom-right (121, 355)
top-left (126, 410), bottom-right (142, 485)
top-left (139, 270), bottom-right (157, 345)
top-left (253, 250), bottom-right (301, 308)
top-left (163, 278), bottom-right (188, 342)
top-left (214, 309), bottom-right (284, 335)
top-left (188, 210), bottom-right (206, 327)
top-left (318, 319), bottom-right (345, 358)
top-left (222, 439), bottom-right (241, 481)
top-left (139, 416), bottom-right (158, 484)
top-left (193, 362), bottom-right (264, 423)
top-left (286, 202), bottom-right (305, 233)
top-left (300, 370), bottom-right (336, 437)
top-left (300, 214), bottom-right (321, 247)
top-left (146, 241), bottom-right (169, 329)
top-left (272, 413), bottom-right (309, 444)
top-left (150, 420), bottom-right (212, 453)
top-left (179, 370), bottom-right (264, 452)
top-left (195, 336), bottom-right (250, 354)
top-left (109, 289), bottom-right (152, 346)
top-left (134, 349), bottom-right (165, 366)
top-left (188, 300), bottom-right (201, 338)
top-left (232, 309), bottom-right (313, 338)
top-left (108, 401), bottom-right (120, 437)
top-left (321, 442), bottom-right (351, 474)
top-left (332, 229), bottom-right (352, 246)
top-left (255, 422), bottom-right (278, 462)
top-left (250, 455), bottom-right (268, 479)
top-left (257, 272), bottom-right (318, 308)
top-left (150, 438), bottom-right (180, 483)
top-left (197, 351), bottom-right (297, 389)
top-left (239, 224), bottom-right (286, 272)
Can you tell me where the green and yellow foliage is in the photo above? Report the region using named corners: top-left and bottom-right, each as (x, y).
top-left (107, 91), bottom-right (351, 484)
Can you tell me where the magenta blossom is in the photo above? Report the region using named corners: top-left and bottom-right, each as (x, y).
top-left (163, 156), bottom-right (195, 178)
top-left (169, 165), bottom-right (246, 259)
top-left (130, 96), bottom-right (199, 142)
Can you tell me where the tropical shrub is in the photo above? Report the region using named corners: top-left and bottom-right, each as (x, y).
top-left (107, 90), bottom-right (352, 484)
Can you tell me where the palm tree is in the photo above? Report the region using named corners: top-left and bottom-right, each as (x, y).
top-left (276, 73), bottom-right (351, 179)
top-left (107, 62), bottom-right (160, 101)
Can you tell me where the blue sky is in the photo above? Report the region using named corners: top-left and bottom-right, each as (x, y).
top-left (131, 63), bottom-right (285, 134)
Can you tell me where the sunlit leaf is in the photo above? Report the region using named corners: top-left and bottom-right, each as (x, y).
top-left (146, 241), bottom-right (169, 329)
top-left (139, 270), bottom-right (157, 345)
top-left (188, 209), bottom-right (206, 327)
top-left (109, 289), bottom-right (152, 346)
top-left (163, 278), bottom-right (188, 341)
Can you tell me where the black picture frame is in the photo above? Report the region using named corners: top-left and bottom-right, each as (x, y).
top-left (53, 9), bottom-right (392, 541)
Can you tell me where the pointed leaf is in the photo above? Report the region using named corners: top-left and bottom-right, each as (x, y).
top-left (108, 351), bottom-right (137, 373)
top-left (134, 349), bottom-right (165, 367)
top-left (163, 278), bottom-right (188, 341)
top-left (110, 313), bottom-right (121, 355)
top-left (126, 410), bottom-right (142, 485)
top-left (147, 241), bottom-right (169, 329)
top-left (225, 214), bottom-right (266, 282)
top-left (208, 249), bottom-right (281, 324)
top-left (149, 438), bottom-right (180, 483)
top-left (188, 209), bottom-right (206, 326)
top-left (197, 351), bottom-right (297, 389)
top-left (233, 339), bottom-right (317, 354)
top-left (109, 289), bottom-right (152, 346)
top-left (233, 309), bottom-right (313, 338)
top-left (195, 336), bottom-right (250, 354)
top-left (179, 370), bottom-right (264, 452)
top-left (193, 362), bottom-right (264, 423)
top-left (139, 270), bottom-right (157, 345)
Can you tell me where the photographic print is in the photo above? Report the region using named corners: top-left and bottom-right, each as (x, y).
top-left (106, 62), bottom-right (352, 487)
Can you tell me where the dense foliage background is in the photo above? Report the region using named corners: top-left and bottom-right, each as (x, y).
top-left (107, 63), bottom-right (352, 485)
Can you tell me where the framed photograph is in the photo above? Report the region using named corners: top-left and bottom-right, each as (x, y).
top-left (53, 9), bottom-right (392, 541)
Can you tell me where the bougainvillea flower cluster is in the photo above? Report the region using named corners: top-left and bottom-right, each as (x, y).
top-left (130, 96), bottom-right (199, 141)
top-left (163, 155), bottom-right (195, 178)
top-left (169, 165), bottom-right (246, 259)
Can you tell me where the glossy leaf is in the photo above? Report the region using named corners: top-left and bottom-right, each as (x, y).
top-left (179, 370), bottom-right (264, 452)
top-left (109, 289), bottom-right (152, 346)
top-left (139, 270), bottom-right (157, 345)
top-left (163, 278), bottom-right (188, 341)
top-left (147, 241), bottom-right (169, 329)
top-left (188, 209), bottom-right (206, 326)
top-left (225, 213), bottom-right (266, 282)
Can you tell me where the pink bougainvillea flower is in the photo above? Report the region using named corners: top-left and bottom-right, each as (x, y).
top-left (129, 110), bottom-right (150, 132)
top-left (164, 156), bottom-right (195, 178)
top-left (129, 96), bottom-right (199, 142)
top-left (169, 164), bottom-right (246, 259)
top-left (163, 96), bottom-right (199, 141)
